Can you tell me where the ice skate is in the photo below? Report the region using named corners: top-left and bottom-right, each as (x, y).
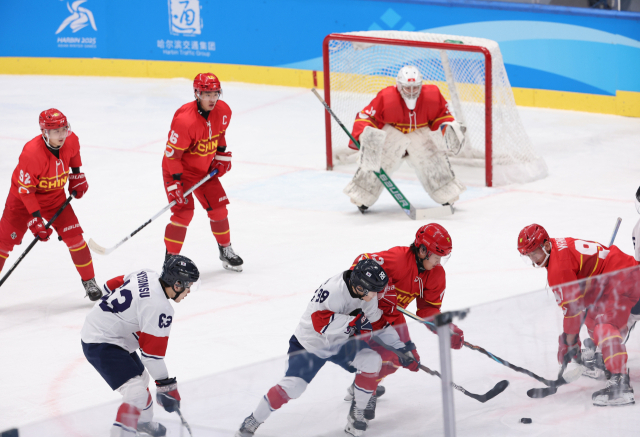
top-left (137, 421), bottom-right (167, 437)
top-left (344, 383), bottom-right (385, 401)
top-left (358, 205), bottom-right (368, 214)
top-left (592, 372), bottom-right (635, 406)
top-left (345, 400), bottom-right (367, 436)
top-left (235, 413), bottom-right (261, 437)
top-left (82, 278), bottom-right (102, 301)
top-left (219, 243), bottom-right (243, 272)
top-left (581, 338), bottom-right (607, 380)
top-left (364, 393), bottom-right (377, 421)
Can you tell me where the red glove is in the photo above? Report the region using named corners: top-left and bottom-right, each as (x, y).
top-left (398, 341), bottom-right (420, 372)
top-left (212, 150), bottom-right (232, 177)
top-left (165, 179), bottom-right (185, 208)
top-left (155, 377), bottom-right (181, 413)
top-left (450, 323), bottom-right (464, 349)
top-left (28, 216), bottom-right (52, 241)
top-left (557, 333), bottom-right (581, 364)
top-left (68, 173), bottom-right (89, 199)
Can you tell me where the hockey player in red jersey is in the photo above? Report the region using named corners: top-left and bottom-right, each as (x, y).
top-left (344, 65), bottom-right (467, 213)
top-left (81, 255), bottom-right (200, 437)
top-left (162, 73), bottom-right (243, 271)
top-left (0, 109), bottom-right (101, 300)
top-left (518, 224), bottom-right (640, 406)
top-left (344, 223), bottom-right (463, 418)
top-left (235, 259), bottom-right (419, 437)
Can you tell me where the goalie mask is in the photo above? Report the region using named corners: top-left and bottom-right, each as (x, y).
top-left (396, 65), bottom-right (423, 111)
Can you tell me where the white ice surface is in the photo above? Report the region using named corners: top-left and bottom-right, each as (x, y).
top-left (0, 75), bottom-right (639, 436)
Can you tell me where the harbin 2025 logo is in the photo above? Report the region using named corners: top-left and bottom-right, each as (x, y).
top-left (168, 0), bottom-right (202, 36)
top-left (55, 0), bottom-right (98, 49)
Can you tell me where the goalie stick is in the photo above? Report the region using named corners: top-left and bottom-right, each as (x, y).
top-left (311, 88), bottom-right (453, 220)
top-left (0, 192), bottom-right (76, 288)
top-left (396, 306), bottom-right (559, 387)
top-left (88, 169), bottom-right (218, 255)
top-left (370, 336), bottom-right (508, 403)
top-left (527, 217), bottom-right (623, 399)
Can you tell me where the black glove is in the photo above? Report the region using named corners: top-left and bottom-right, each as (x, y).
top-left (397, 341), bottom-right (420, 371)
top-left (155, 377), bottom-right (181, 413)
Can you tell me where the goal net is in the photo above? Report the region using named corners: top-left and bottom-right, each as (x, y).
top-left (322, 31), bottom-right (548, 187)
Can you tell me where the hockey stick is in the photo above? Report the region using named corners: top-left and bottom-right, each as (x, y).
top-left (311, 88), bottom-right (452, 220)
top-left (0, 192), bottom-right (76, 288)
top-left (88, 169), bottom-right (219, 255)
top-left (370, 336), bottom-right (508, 403)
top-left (527, 217), bottom-right (623, 399)
top-left (395, 306), bottom-right (558, 386)
top-left (176, 408), bottom-right (193, 437)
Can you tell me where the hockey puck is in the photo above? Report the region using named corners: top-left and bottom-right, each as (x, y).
top-left (520, 418), bottom-right (532, 424)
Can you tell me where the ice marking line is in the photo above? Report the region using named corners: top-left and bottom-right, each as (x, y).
top-left (45, 355), bottom-right (87, 437)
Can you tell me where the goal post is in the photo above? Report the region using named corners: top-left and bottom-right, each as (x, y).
top-left (321, 31), bottom-right (548, 187)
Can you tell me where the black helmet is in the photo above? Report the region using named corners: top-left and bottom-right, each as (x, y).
top-left (351, 258), bottom-right (388, 297)
top-left (160, 255), bottom-right (200, 299)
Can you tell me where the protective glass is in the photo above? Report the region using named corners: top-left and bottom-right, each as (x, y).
top-left (419, 244), bottom-right (451, 266)
top-left (354, 284), bottom-right (378, 298)
top-left (197, 90), bottom-right (222, 100)
top-left (174, 278), bottom-right (200, 293)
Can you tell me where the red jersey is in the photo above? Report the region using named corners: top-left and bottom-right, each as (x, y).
top-left (352, 246), bottom-right (446, 325)
top-left (547, 237), bottom-right (637, 334)
top-left (162, 100), bottom-right (232, 177)
top-left (10, 133), bottom-right (82, 214)
top-left (349, 85), bottom-right (454, 149)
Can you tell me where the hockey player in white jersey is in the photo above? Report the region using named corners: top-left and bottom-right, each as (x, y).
top-left (81, 255), bottom-right (200, 437)
top-left (235, 259), bottom-right (420, 437)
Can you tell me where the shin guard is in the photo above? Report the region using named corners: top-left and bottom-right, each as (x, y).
top-left (65, 236), bottom-right (94, 281)
top-left (354, 372), bottom-right (379, 410)
top-left (208, 207), bottom-right (230, 247)
top-left (595, 324), bottom-right (628, 374)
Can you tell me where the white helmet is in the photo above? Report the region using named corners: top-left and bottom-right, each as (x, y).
top-left (396, 65), bottom-right (423, 110)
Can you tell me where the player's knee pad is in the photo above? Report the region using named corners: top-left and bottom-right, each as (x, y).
top-left (351, 348), bottom-right (382, 374)
top-left (207, 205), bottom-right (228, 222)
top-left (276, 376), bottom-right (308, 400)
top-left (170, 208), bottom-right (194, 227)
top-left (62, 234), bottom-right (85, 249)
top-left (117, 373), bottom-right (150, 409)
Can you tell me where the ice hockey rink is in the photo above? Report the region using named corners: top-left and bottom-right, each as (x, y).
top-left (1, 74), bottom-right (639, 436)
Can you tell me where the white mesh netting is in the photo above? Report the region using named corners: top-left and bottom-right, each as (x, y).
top-left (325, 30), bottom-right (548, 186)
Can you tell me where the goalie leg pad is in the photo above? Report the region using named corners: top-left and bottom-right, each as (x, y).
top-left (344, 126), bottom-right (407, 207)
top-left (405, 128), bottom-right (466, 205)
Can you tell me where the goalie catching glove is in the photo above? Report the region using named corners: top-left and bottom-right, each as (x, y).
top-left (397, 341), bottom-right (421, 372)
top-left (440, 121), bottom-right (466, 155)
top-left (155, 377), bottom-right (181, 413)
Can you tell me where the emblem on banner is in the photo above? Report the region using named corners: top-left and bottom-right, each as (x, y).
top-left (168, 0), bottom-right (202, 36)
top-left (56, 0), bottom-right (97, 34)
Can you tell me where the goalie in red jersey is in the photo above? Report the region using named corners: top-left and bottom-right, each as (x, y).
top-left (518, 224), bottom-right (640, 406)
top-left (344, 65), bottom-right (467, 214)
top-left (344, 224), bottom-right (464, 419)
top-left (162, 73), bottom-right (243, 272)
top-left (0, 109), bottom-right (101, 300)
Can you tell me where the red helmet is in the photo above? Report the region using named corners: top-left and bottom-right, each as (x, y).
top-left (414, 224), bottom-right (452, 257)
top-left (518, 224), bottom-right (549, 255)
top-left (39, 109), bottom-right (68, 130)
top-left (193, 73), bottom-right (222, 93)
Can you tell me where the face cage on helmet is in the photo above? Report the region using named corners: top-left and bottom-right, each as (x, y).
top-left (195, 89), bottom-right (222, 99)
top-left (399, 84), bottom-right (421, 100)
top-left (520, 243), bottom-right (551, 269)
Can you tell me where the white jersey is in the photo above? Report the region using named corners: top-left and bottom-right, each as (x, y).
top-left (633, 218), bottom-right (640, 262)
top-left (294, 271), bottom-right (404, 359)
top-left (81, 269), bottom-right (173, 380)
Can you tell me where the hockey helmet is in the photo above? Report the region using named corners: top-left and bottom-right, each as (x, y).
top-left (636, 186), bottom-right (640, 214)
top-left (415, 224), bottom-right (452, 257)
top-left (194, 73), bottom-right (222, 94)
top-left (396, 65), bottom-right (423, 110)
top-left (517, 224), bottom-right (549, 255)
top-left (351, 258), bottom-right (388, 297)
top-left (39, 109), bottom-right (69, 130)
top-left (161, 255), bottom-right (200, 299)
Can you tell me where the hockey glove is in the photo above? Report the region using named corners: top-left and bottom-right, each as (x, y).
top-left (348, 313), bottom-right (372, 337)
top-left (450, 323), bottom-right (464, 350)
top-left (557, 333), bottom-right (581, 364)
top-left (68, 173), bottom-right (89, 199)
top-left (165, 179), bottom-right (185, 208)
top-left (28, 215), bottom-right (52, 242)
top-left (155, 377), bottom-right (181, 413)
top-left (212, 150), bottom-right (232, 177)
top-left (398, 341), bottom-right (420, 372)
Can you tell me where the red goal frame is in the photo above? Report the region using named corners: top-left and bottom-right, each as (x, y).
top-left (322, 33), bottom-right (494, 187)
